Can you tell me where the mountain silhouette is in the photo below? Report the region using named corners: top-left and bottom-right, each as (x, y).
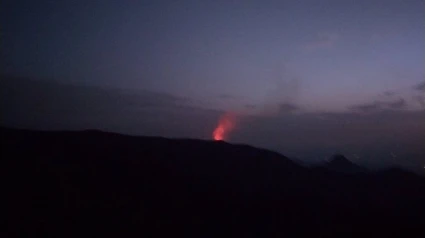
top-left (2, 127), bottom-right (424, 238)
top-left (319, 154), bottom-right (369, 174)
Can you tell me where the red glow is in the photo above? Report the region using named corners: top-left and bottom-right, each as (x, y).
top-left (213, 112), bottom-right (236, 141)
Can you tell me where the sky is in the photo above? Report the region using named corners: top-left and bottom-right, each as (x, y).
top-left (1, 0), bottom-right (424, 172)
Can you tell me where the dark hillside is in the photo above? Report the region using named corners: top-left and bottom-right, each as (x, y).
top-left (2, 127), bottom-right (424, 237)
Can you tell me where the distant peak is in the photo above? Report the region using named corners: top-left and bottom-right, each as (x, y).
top-left (324, 154), bottom-right (368, 174)
top-left (328, 154), bottom-right (353, 165)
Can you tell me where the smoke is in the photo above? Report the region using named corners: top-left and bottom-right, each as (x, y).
top-left (212, 112), bottom-right (237, 141)
top-left (211, 63), bottom-right (302, 141)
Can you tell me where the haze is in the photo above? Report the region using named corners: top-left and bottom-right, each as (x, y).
top-left (1, 0), bottom-right (424, 173)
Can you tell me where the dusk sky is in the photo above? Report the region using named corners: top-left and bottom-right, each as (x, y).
top-left (1, 0), bottom-right (424, 171)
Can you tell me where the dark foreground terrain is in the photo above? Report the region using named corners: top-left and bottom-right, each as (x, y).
top-left (2, 127), bottom-right (424, 237)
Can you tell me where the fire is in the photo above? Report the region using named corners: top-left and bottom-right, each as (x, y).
top-left (213, 112), bottom-right (236, 141)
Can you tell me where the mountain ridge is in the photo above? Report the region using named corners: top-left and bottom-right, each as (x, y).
top-left (2, 127), bottom-right (425, 238)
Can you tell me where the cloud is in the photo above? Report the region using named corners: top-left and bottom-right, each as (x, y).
top-left (348, 102), bottom-right (381, 113)
top-left (279, 103), bottom-right (299, 113)
top-left (303, 32), bottom-right (339, 51)
top-left (0, 75), bottom-right (221, 138)
top-left (218, 93), bottom-right (239, 100)
top-left (0, 75), bottom-right (192, 111)
top-left (348, 98), bottom-right (407, 113)
top-left (124, 91), bottom-right (191, 109)
top-left (386, 98), bottom-right (406, 109)
top-left (413, 95), bottom-right (425, 108)
top-left (260, 63), bottom-right (302, 115)
top-left (245, 104), bottom-right (257, 109)
top-left (382, 91), bottom-right (396, 97)
top-left (414, 81), bottom-right (425, 91)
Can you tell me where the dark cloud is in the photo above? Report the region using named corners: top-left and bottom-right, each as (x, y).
top-left (218, 94), bottom-right (239, 100)
top-left (348, 102), bottom-right (381, 113)
top-left (279, 103), bottom-right (299, 113)
top-left (386, 98), bottom-right (407, 109)
top-left (349, 98), bottom-right (408, 112)
top-left (0, 76), bottom-right (192, 112)
top-left (413, 95), bottom-right (425, 108)
top-left (125, 91), bottom-right (191, 109)
top-left (382, 91), bottom-right (396, 97)
top-left (245, 104), bottom-right (257, 109)
top-left (0, 76), bottom-right (219, 138)
top-left (414, 81), bottom-right (425, 91)
top-left (266, 64), bottom-right (301, 107)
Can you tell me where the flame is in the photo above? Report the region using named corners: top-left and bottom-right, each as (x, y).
top-left (213, 112), bottom-right (236, 141)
